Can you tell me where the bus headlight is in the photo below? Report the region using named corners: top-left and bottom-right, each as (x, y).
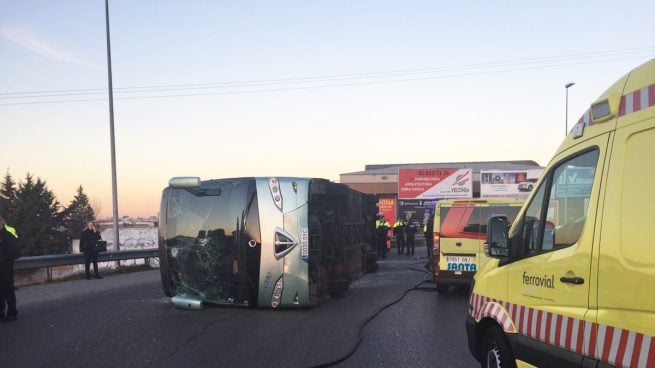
top-left (271, 276), bottom-right (284, 308)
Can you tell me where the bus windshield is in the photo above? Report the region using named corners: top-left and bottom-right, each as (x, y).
top-left (163, 178), bottom-right (261, 307)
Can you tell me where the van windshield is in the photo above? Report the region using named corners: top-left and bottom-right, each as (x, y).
top-left (440, 206), bottom-right (521, 239)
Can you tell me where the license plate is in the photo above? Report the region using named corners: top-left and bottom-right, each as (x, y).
top-left (445, 256), bottom-right (476, 272)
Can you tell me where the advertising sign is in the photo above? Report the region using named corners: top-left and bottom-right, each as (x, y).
top-left (398, 199), bottom-right (437, 229)
top-left (555, 167), bottom-right (595, 198)
top-left (398, 169), bottom-right (473, 199)
top-left (480, 169), bottom-right (544, 198)
top-left (377, 197), bottom-right (395, 249)
top-left (376, 197), bottom-right (396, 226)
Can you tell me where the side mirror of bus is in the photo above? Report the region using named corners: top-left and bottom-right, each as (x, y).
top-left (485, 216), bottom-right (510, 258)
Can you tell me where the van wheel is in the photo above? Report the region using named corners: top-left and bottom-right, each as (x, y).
top-left (481, 326), bottom-right (516, 368)
top-left (436, 283), bottom-right (448, 295)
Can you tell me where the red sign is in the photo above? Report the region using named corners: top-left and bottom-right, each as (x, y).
top-left (398, 168), bottom-right (458, 199)
top-left (377, 197), bottom-right (396, 249)
top-left (376, 197), bottom-right (396, 225)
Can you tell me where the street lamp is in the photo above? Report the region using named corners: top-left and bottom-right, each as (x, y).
top-left (565, 82), bottom-right (575, 136)
top-left (105, 0), bottom-right (120, 251)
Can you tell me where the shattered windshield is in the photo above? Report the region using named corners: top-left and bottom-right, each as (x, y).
top-left (164, 178), bottom-right (260, 306)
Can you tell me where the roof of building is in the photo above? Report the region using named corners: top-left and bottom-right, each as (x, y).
top-left (341, 160), bottom-right (542, 176)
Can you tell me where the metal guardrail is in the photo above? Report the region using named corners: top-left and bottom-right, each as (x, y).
top-left (14, 248), bottom-right (159, 270)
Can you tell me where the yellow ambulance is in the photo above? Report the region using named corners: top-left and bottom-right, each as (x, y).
top-left (432, 198), bottom-right (523, 294)
top-left (466, 58), bottom-right (655, 368)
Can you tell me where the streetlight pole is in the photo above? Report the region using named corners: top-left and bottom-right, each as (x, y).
top-left (565, 82), bottom-right (575, 136)
top-left (105, 0), bottom-right (120, 252)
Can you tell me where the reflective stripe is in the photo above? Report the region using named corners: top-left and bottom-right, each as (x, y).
top-left (5, 224), bottom-right (18, 238)
top-left (469, 293), bottom-right (655, 367)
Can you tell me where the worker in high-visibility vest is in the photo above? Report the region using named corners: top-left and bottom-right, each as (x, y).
top-left (0, 215), bottom-right (19, 321)
top-left (375, 215), bottom-right (390, 258)
top-left (393, 218), bottom-right (406, 255)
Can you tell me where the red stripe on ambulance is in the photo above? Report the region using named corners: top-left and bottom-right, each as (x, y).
top-left (470, 293), bottom-right (655, 367)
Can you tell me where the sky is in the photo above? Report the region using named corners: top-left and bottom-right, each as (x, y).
top-left (1, 1), bottom-right (654, 218)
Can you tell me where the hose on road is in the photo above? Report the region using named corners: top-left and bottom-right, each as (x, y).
top-left (308, 261), bottom-right (437, 368)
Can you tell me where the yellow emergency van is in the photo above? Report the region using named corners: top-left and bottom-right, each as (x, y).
top-left (466, 58), bottom-right (655, 368)
top-left (432, 198), bottom-right (523, 294)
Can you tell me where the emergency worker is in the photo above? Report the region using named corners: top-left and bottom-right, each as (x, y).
top-left (0, 215), bottom-right (20, 321)
top-left (80, 221), bottom-right (103, 280)
top-left (405, 217), bottom-right (417, 256)
top-left (375, 215), bottom-right (390, 258)
top-left (424, 215), bottom-right (434, 258)
top-left (393, 218), bottom-right (406, 255)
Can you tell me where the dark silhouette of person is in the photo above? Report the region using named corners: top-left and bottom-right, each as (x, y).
top-left (424, 215), bottom-right (434, 258)
top-left (405, 216), bottom-right (418, 256)
top-left (393, 218), bottom-right (406, 255)
top-left (375, 215), bottom-right (390, 258)
top-left (80, 221), bottom-right (103, 280)
top-left (0, 215), bottom-right (19, 321)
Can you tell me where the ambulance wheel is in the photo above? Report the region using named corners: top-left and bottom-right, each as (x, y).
top-left (481, 326), bottom-right (516, 368)
top-left (436, 283), bottom-right (448, 295)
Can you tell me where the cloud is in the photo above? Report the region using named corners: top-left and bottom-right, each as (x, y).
top-left (0, 24), bottom-right (103, 70)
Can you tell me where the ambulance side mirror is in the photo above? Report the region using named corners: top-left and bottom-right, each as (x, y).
top-left (485, 216), bottom-right (510, 258)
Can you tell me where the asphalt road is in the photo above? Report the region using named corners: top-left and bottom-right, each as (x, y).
top-left (0, 246), bottom-right (479, 368)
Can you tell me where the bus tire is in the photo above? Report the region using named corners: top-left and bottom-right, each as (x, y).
top-left (366, 262), bottom-right (379, 273)
top-left (328, 279), bottom-right (350, 295)
top-left (365, 251), bottom-right (378, 264)
top-left (481, 326), bottom-right (516, 368)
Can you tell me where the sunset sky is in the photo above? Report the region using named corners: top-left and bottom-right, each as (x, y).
top-left (1, 1), bottom-right (654, 218)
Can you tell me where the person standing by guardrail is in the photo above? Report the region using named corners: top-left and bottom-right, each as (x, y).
top-left (0, 215), bottom-right (20, 321)
top-left (80, 221), bottom-right (103, 280)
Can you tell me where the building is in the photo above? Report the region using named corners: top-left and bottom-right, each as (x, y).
top-left (340, 160), bottom-right (542, 226)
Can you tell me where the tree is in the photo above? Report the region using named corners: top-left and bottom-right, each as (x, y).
top-left (13, 173), bottom-right (70, 256)
top-left (63, 185), bottom-right (96, 238)
top-left (0, 171), bottom-right (17, 221)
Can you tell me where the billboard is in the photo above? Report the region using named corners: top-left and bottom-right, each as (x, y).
top-left (480, 169), bottom-right (544, 198)
top-left (376, 197), bottom-right (396, 249)
top-left (555, 167), bottom-right (595, 198)
top-left (398, 169), bottom-right (473, 199)
top-left (398, 199), bottom-right (437, 229)
top-left (376, 197), bottom-right (396, 226)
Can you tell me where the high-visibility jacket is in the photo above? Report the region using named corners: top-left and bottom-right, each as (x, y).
top-left (4, 224), bottom-right (18, 239)
top-left (375, 220), bottom-right (390, 229)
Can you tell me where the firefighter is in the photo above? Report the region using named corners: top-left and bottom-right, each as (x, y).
top-left (375, 215), bottom-right (390, 258)
top-left (393, 217), bottom-right (406, 255)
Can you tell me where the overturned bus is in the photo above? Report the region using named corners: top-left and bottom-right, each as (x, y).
top-left (158, 177), bottom-right (379, 309)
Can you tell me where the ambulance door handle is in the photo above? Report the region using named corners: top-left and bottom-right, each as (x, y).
top-left (456, 242), bottom-right (462, 247)
top-left (560, 276), bottom-right (584, 285)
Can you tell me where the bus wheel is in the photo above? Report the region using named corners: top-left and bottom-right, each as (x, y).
top-left (365, 251), bottom-right (378, 273)
top-left (328, 279), bottom-right (350, 295)
top-left (481, 326), bottom-right (516, 368)
top-left (365, 262), bottom-right (379, 273)
top-left (436, 283), bottom-right (448, 295)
